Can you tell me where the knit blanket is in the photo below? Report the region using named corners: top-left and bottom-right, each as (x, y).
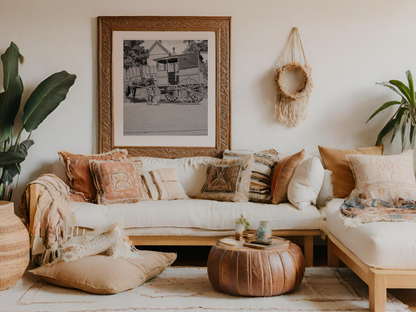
top-left (341, 196), bottom-right (416, 227)
top-left (20, 174), bottom-right (141, 266)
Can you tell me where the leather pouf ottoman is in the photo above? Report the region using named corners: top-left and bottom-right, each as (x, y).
top-left (207, 241), bottom-right (305, 297)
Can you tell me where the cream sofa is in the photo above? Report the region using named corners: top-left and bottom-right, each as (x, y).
top-left (27, 156), bottom-right (326, 267)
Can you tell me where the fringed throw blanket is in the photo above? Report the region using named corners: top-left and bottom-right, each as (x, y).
top-left (20, 174), bottom-right (141, 266)
top-left (341, 196), bottom-right (416, 227)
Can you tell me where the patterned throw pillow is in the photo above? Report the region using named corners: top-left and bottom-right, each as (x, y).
top-left (143, 168), bottom-right (188, 200)
top-left (89, 159), bottom-right (149, 205)
top-left (348, 150), bottom-right (416, 200)
top-left (59, 149), bottom-right (128, 202)
top-left (223, 149), bottom-right (281, 202)
top-left (197, 155), bottom-right (254, 202)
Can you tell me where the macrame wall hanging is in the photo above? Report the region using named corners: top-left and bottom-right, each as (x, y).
top-left (275, 27), bottom-right (313, 127)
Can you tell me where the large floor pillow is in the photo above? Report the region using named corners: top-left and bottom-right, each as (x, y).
top-left (29, 251), bottom-right (176, 294)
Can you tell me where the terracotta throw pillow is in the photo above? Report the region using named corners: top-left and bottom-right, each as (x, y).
top-left (29, 251), bottom-right (177, 294)
top-left (318, 144), bottom-right (384, 198)
top-left (197, 155), bottom-right (254, 202)
top-left (58, 149), bottom-right (128, 202)
top-left (348, 150), bottom-right (416, 200)
top-left (90, 158), bottom-right (149, 205)
top-left (271, 150), bottom-right (305, 204)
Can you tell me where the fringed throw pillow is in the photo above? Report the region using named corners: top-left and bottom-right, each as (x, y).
top-left (89, 158), bottom-right (149, 205)
top-left (58, 149), bottom-right (128, 202)
top-left (223, 149), bottom-right (282, 203)
top-left (196, 155), bottom-right (254, 202)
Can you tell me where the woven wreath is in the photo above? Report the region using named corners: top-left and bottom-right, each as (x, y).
top-left (275, 28), bottom-right (314, 127)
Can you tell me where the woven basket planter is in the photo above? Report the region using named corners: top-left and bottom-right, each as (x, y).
top-left (0, 201), bottom-right (30, 291)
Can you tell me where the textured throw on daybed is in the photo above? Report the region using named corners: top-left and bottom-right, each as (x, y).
top-left (20, 174), bottom-right (141, 266)
top-left (340, 196), bottom-right (416, 227)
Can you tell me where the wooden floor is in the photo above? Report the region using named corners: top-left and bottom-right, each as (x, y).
top-left (138, 245), bottom-right (416, 310)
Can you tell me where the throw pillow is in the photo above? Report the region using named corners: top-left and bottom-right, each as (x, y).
top-left (316, 170), bottom-right (334, 208)
top-left (197, 155), bottom-right (254, 202)
top-left (223, 149), bottom-right (281, 203)
top-left (29, 251), bottom-right (177, 294)
top-left (271, 149), bottom-right (305, 204)
top-left (318, 144), bottom-right (384, 198)
top-left (287, 157), bottom-right (325, 209)
top-left (149, 167), bottom-right (188, 200)
top-left (348, 150), bottom-right (416, 200)
top-left (90, 158), bottom-right (149, 205)
top-left (58, 149), bottom-right (128, 202)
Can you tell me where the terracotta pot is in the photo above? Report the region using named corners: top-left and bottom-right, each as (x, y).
top-left (0, 201), bottom-right (29, 290)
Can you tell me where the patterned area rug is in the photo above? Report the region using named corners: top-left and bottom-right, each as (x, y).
top-left (0, 267), bottom-right (410, 312)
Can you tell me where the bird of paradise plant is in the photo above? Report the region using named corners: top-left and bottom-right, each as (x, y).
top-left (0, 42), bottom-right (76, 200)
top-left (367, 70), bottom-right (416, 152)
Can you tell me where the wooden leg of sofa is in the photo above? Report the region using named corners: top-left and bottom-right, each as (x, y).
top-left (327, 239), bottom-right (340, 267)
top-left (369, 269), bottom-right (386, 312)
top-left (304, 235), bottom-right (313, 267)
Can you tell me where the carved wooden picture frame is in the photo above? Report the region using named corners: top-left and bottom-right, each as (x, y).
top-left (98, 16), bottom-right (231, 158)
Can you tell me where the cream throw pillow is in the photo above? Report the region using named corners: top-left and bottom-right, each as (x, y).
top-left (348, 150), bottom-right (416, 200)
top-left (30, 251), bottom-right (177, 294)
top-left (287, 157), bottom-right (324, 209)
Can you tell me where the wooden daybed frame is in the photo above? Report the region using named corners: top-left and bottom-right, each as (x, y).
top-left (327, 231), bottom-right (416, 312)
top-left (27, 184), bottom-right (320, 267)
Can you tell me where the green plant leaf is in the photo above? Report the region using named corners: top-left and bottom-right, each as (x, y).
top-left (0, 42), bottom-right (24, 143)
top-left (376, 117), bottom-right (396, 145)
top-left (406, 70), bottom-right (415, 108)
top-left (22, 71), bottom-right (76, 132)
top-left (401, 118), bottom-right (407, 152)
top-left (390, 79), bottom-right (412, 104)
top-left (366, 101), bottom-right (401, 123)
top-left (411, 123), bottom-right (416, 149)
top-left (391, 108), bottom-right (407, 143)
top-left (377, 82), bottom-right (405, 101)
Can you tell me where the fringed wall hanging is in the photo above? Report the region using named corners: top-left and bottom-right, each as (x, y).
top-left (275, 27), bottom-right (313, 127)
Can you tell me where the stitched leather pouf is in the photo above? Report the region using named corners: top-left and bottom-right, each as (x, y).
top-left (207, 241), bottom-right (305, 297)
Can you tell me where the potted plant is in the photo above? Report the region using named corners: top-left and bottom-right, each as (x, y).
top-left (235, 214), bottom-right (250, 240)
top-left (367, 70), bottom-right (416, 151)
top-left (0, 42), bottom-right (76, 290)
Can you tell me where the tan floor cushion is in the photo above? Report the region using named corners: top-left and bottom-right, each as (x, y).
top-left (29, 251), bottom-right (176, 294)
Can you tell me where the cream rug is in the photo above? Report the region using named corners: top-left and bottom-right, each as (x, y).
top-left (0, 267), bottom-right (409, 312)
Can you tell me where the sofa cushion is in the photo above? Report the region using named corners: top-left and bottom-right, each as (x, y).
top-left (90, 159), bottom-right (149, 205)
top-left (138, 157), bottom-right (217, 197)
top-left (348, 150), bottom-right (416, 200)
top-left (71, 199), bottom-right (322, 231)
top-left (58, 149), bottom-right (128, 202)
top-left (324, 198), bottom-right (416, 269)
top-left (271, 149), bottom-right (305, 204)
top-left (318, 144), bottom-right (384, 198)
top-left (149, 167), bottom-right (188, 200)
top-left (287, 157), bottom-right (324, 209)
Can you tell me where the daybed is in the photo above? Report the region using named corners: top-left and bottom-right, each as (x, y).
top-left (24, 156), bottom-right (325, 267)
top-left (324, 198), bottom-right (416, 312)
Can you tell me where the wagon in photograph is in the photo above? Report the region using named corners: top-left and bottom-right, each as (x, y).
top-left (125, 52), bottom-right (207, 105)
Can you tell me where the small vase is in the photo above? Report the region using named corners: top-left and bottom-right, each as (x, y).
top-left (0, 201), bottom-right (30, 290)
top-left (256, 221), bottom-right (272, 242)
top-left (235, 223), bottom-right (244, 240)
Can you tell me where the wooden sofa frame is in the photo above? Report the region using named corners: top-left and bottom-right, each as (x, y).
top-left (327, 232), bottom-right (416, 312)
top-left (27, 184), bottom-right (320, 267)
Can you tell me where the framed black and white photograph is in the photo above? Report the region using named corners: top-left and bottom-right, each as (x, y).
top-left (98, 16), bottom-right (231, 158)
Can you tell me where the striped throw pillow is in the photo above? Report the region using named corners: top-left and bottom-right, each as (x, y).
top-left (223, 149), bottom-right (282, 203)
top-left (147, 167), bottom-right (188, 200)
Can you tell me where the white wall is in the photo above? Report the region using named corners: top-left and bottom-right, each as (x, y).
top-left (1, 0), bottom-right (416, 206)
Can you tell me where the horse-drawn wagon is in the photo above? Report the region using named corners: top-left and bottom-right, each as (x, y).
top-left (125, 52), bottom-right (207, 105)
